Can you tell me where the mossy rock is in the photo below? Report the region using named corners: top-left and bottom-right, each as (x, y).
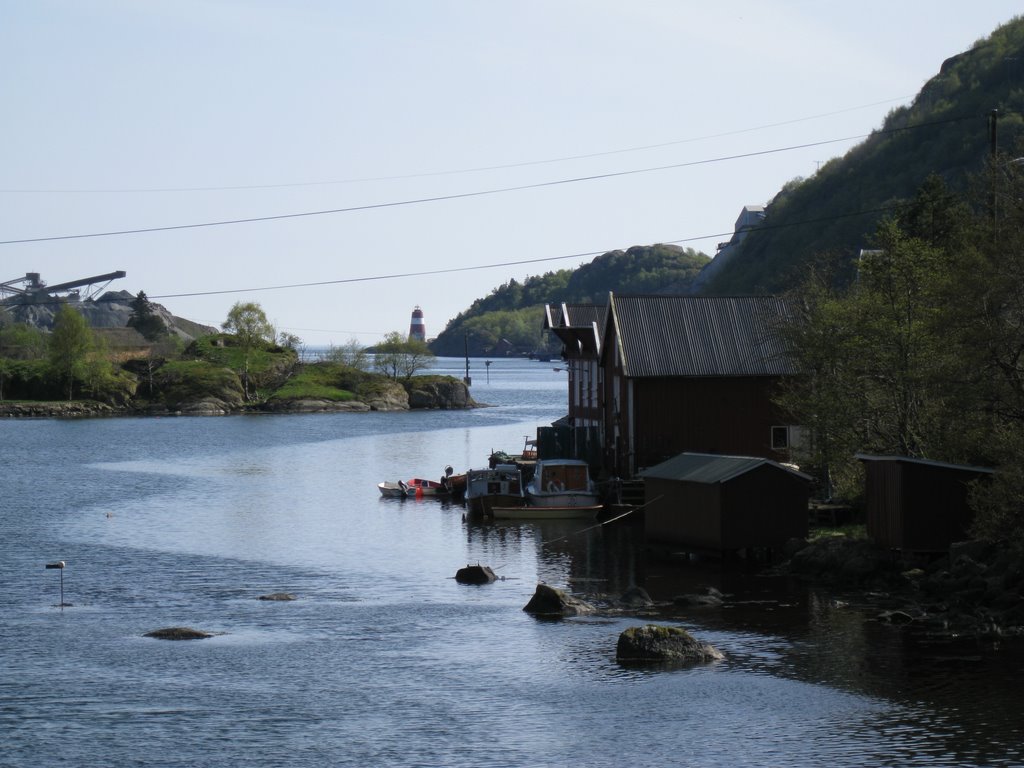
top-left (403, 377), bottom-right (476, 409)
top-left (616, 624), bottom-right (724, 664)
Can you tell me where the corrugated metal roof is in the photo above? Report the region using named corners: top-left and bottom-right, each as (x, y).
top-left (545, 303), bottom-right (605, 330)
top-left (545, 303), bottom-right (605, 356)
top-left (563, 303), bottom-right (605, 330)
top-left (854, 453), bottom-right (995, 474)
top-left (610, 294), bottom-right (793, 377)
top-left (640, 452), bottom-right (811, 483)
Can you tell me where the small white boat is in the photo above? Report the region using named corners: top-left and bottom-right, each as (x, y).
top-left (378, 480), bottom-right (413, 498)
top-left (524, 459), bottom-right (600, 508)
top-left (465, 464), bottom-right (524, 516)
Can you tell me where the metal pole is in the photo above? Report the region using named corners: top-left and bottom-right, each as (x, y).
top-left (46, 561), bottom-right (65, 610)
top-left (990, 109), bottom-right (999, 157)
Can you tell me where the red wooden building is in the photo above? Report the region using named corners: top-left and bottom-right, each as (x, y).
top-left (856, 454), bottom-right (994, 552)
top-left (545, 294), bottom-right (797, 479)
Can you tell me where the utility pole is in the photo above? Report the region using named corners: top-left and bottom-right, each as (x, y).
top-left (989, 109), bottom-right (1000, 230)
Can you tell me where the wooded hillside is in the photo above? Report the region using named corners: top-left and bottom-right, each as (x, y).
top-left (430, 244), bottom-right (708, 356)
top-left (706, 17), bottom-right (1024, 294)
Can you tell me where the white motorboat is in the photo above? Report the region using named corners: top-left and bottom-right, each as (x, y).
top-left (524, 459), bottom-right (600, 508)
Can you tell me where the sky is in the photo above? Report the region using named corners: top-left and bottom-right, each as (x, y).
top-left (2, 1), bottom-right (1022, 347)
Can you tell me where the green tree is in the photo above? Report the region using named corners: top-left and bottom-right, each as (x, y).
top-left (326, 337), bottom-right (369, 371)
top-left (222, 301), bottom-right (275, 400)
top-left (948, 151), bottom-right (1024, 548)
top-left (777, 217), bottom-right (955, 500)
top-left (277, 330), bottom-right (303, 355)
top-left (0, 318), bottom-right (48, 360)
top-left (81, 334), bottom-right (117, 402)
top-left (48, 305), bottom-right (93, 400)
top-left (374, 331), bottom-right (434, 380)
top-left (853, 221), bottom-right (949, 458)
top-left (775, 255), bottom-right (866, 499)
top-left (127, 291), bottom-right (167, 341)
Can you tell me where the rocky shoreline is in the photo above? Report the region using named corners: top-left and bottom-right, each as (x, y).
top-left (0, 378), bottom-right (480, 419)
top-left (779, 536), bottom-right (1024, 641)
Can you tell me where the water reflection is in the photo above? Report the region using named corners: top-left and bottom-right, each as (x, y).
top-left (3, 358), bottom-right (1024, 767)
top-left (462, 504), bottom-right (1024, 766)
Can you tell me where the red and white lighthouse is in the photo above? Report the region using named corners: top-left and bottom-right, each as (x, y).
top-left (408, 306), bottom-right (426, 342)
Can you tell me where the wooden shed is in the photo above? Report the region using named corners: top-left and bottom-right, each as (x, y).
top-left (856, 454), bottom-right (994, 552)
top-left (640, 452), bottom-right (811, 551)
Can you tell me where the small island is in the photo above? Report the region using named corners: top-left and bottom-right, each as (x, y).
top-left (0, 296), bottom-right (475, 418)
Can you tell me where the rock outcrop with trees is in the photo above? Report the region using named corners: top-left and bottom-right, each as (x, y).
top-left (0, 300), bottom-right (473, 417)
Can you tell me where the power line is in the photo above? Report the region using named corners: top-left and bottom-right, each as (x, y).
top-left (1, 134), bottom-right (875, 247)
top-left (146, 250), bottom-right (620, 299)
top-left (147, 203), bottom-right (908, 301)
top-left (1, 112), bottom-right (983, 248)
top-left (0, 199), bottom-right (915, 309)
top-left (2, 96), bottom-right (913, 195)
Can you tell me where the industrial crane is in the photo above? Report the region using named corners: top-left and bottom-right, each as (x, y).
top-left (0, 271), bottom-right (126, 305)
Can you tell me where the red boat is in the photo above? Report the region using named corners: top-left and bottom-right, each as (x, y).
top-left (378, 467), bottom-right (466, 498)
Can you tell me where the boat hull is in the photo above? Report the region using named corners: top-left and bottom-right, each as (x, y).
top-left (378, 481), bottom-right (413, 498)
top-left (524, 491), bottom-right (601, 508)
top-left (471, 495), bottom-right (526, 516)
top-left (490, 504), bottom-right (603, 520)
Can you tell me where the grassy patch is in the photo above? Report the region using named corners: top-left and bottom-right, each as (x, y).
top-left (267, 362), bottom-right (357, 402)
top-left (186, 334), bottom-right (294, 376)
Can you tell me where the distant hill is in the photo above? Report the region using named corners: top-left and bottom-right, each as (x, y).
top-left (704, 16), bottom-right (1024, 294)
top-left (3, 290), bottom-right (216, 342)
top-left (430, 244), bottom-right (710, 356)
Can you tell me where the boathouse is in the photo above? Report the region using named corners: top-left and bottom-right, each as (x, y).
top-left (855, 454), bottom-right (995, 553)
top-left (542, 302), bottom-right (606, 467)
top-left (597, 294), bottom-right (796, 478)
top-left (640, 452), bottom-right (811, 552)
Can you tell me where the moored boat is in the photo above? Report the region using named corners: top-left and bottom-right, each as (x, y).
top-left (378, 480), bottom-right (413, 498)
top-left (465, 464), bottom-right (524, 516)
top-left (378, 466), bottom-right (465, 499)
top-left (404, 477), bottom-right (449, 496)
top-left (524, 458), bottom-right (600, 508)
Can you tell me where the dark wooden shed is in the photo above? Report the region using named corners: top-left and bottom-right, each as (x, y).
top-left (856, 454), bottom-right (994, 552)
top-left (640, 452), bottom-right (811, 551)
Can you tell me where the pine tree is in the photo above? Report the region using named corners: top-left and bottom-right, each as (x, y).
top-left (127, 291), bottom-right (167, 341)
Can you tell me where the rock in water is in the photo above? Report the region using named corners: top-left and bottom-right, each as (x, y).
top-left (258, 592), bottom-right (298, 601)
top-left (455, 564), bottom-right (497, 584)
top-left (618, 586), bottom-right (654, 608)
top-left (144, 627), bottom-right (214, 640)
top-left (616, 624), bottom-right (724, 664)
top-left (522, 583), bottom-right (595, 616)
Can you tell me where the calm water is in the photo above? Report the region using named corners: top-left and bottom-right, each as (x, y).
top-left (2, 358), bottom-right (1023, 767)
